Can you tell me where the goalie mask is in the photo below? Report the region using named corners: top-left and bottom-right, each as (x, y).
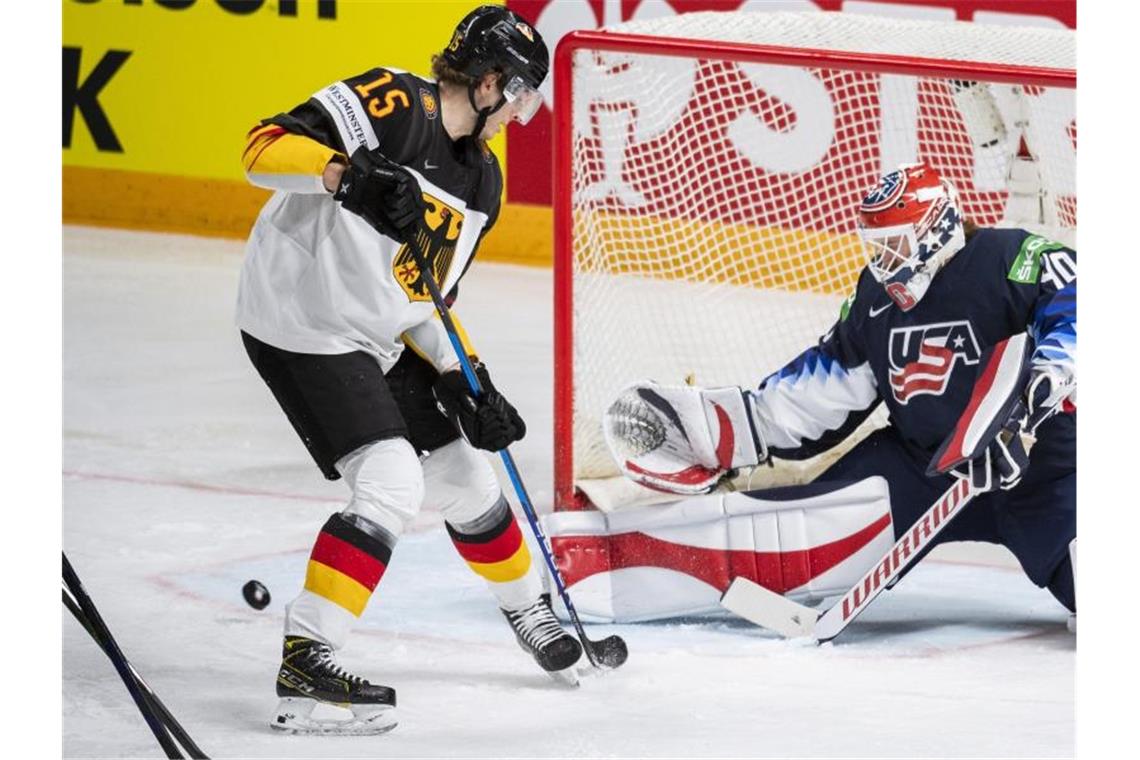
top-left (857, 162), bottom-right (966, 311)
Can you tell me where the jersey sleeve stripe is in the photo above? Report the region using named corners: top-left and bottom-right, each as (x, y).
top-left (754, 348), bottom-right (880, 454)
top-left (242, 126), bottom-right (340, 194)
top-left (1030, 281), bottom-right (1076, 379)
top-left (241, 124), bottom-right (286, 164)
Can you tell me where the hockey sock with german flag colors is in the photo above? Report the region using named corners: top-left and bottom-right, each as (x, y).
top-left (306, 513), bottom-right (393, 615)
top-left (284, 513), bottom-right (397, 649)
top-left (447, 496), bottom-right (542, 610)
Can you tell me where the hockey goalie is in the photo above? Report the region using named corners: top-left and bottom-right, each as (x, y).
top-left (546, 162), bottom-right (1076, 628)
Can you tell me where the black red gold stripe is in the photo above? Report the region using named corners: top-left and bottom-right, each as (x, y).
top-left (304, 513), bottom-right (394, 616)
top-left (447, 507), bottom-right (531, 583)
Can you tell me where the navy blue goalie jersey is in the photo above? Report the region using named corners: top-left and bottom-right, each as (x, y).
top-left (751, 228), bottom-right (1076, 466)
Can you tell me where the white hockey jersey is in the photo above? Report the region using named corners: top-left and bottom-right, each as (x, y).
top-left (236, 67), bottom-right (503, 372)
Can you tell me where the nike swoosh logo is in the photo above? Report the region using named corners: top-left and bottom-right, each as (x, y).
top-left (869, 302), bottom-right (892, 317)
top-left (424, 160), bottom-right (438, 170)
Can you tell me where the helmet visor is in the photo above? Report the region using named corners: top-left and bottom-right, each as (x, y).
top-left (502, 76), bottom-right (543, 125)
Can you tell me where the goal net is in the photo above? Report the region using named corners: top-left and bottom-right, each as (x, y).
top-left (553, 11), bottom-right (1076, 511)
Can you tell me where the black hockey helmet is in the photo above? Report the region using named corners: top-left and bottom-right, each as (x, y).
top-left (442, 5), bottom-right (549, 131)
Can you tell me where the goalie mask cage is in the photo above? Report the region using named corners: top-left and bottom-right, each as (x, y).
top-left (553, 11), bottom-right (1076, 511)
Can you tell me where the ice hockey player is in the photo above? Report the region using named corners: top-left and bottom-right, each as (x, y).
top-left (235, 6), bottom-right (581, 735)
top-left (563, 162), bottom-right (1076, 628)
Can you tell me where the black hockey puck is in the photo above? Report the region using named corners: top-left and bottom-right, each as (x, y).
top-left (242, 580), bottom-right (271, 610)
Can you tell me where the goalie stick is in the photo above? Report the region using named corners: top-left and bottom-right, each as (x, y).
top-left (405, 233), bottom-right (628, 672)
top-left (722, 477), bottom-right (976, 641)
top-left (63, 553), bottom-right (209, 759)
top-left (721, 333), bottom-right (1031, 642)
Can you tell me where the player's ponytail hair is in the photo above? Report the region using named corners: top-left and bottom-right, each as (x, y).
top-left (431, 53), bottom-right (475, 87)
top-left (963, 218), bottom-right (980, 239)
top-left (431, 54), bottom-right (504, 90)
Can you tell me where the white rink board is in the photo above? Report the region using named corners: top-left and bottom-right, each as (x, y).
top-left (63, 227), bottom-right (1072, 758)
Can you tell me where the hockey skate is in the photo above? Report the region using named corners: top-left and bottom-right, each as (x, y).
top-left (502, 594), bottom-right (583, 686)
top-left (271, 636), bottom-right (397, 735)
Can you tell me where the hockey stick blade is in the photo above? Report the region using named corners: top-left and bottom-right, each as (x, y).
top-left (584, 633), bottom-right (629, 669)
top-left (720, 578), bottom-right (819, 639)
top-left (404, 234), bottom-right (628, 672)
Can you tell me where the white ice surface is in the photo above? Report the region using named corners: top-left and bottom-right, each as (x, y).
top-left (63, 226), bottom-right (1073, 758)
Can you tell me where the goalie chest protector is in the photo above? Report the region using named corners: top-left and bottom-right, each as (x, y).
top-left (824, 227), bottom-right (1075, 462)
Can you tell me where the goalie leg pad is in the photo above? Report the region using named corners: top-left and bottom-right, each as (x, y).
top-left (543, 477), bottom-right (893, 622)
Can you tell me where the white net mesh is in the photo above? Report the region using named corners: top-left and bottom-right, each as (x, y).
top-left (604, 11), bottom-right (1074, 68)
top-left (561, 11), bottom-right (1075, 507)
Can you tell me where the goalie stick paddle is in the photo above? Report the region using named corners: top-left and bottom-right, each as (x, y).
top-left (406, 234), bottom-right (628, 671)
top-left (720, 333), bottom-right (1030, 642)
top-left (63, 553), bottom-right (209, 759)
top-left (62, 583), bottom-right (209, 759)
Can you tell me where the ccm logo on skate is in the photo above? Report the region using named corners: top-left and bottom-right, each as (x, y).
top-left (840, 478), bottom-right (970, 620)
top-left (888, 321), bottom-right (980, 404)
top-left (279, 669), bottom-right (315, 694)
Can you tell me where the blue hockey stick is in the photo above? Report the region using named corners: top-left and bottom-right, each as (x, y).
top-left (406, 239), bottom-right (627, 670)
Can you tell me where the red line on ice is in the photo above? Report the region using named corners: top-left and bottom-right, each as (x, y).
top-left (62, 469), bottom-right (345, 505)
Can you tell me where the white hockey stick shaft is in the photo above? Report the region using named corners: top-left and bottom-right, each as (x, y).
top-left (813, 476), bottom-right (974, 640)
top-left (721, 476), bottom-right (976, 642)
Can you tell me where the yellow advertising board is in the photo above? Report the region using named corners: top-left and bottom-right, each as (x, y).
top-left (62, 0), bottom-right (549, 262)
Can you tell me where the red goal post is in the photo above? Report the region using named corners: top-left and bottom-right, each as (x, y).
top-left (553, 12), bottom-right (1075, 512)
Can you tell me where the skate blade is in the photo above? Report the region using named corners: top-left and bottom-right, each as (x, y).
top-left (544, 665), bottom-right (580, 688)
top-left (270, 697), bottom-right (398, 736)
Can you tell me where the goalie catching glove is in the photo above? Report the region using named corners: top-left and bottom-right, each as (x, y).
top-left (334, 148), bottom-right (426, 243)
top-left (433, 363), bottom-right (526, 452)
top-left (602, 381), bottom-right (767, 495)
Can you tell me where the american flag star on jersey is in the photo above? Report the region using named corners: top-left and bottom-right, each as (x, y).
top-left (888, 320), bottom-right (981, 404)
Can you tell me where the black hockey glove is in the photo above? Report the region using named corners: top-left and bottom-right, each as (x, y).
top-left (334, 148), bottom-right (425, 243)
top-left (433, 363), bottom-right (527, 452)
top-left (966, 407), bottom-right (1032, 492)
